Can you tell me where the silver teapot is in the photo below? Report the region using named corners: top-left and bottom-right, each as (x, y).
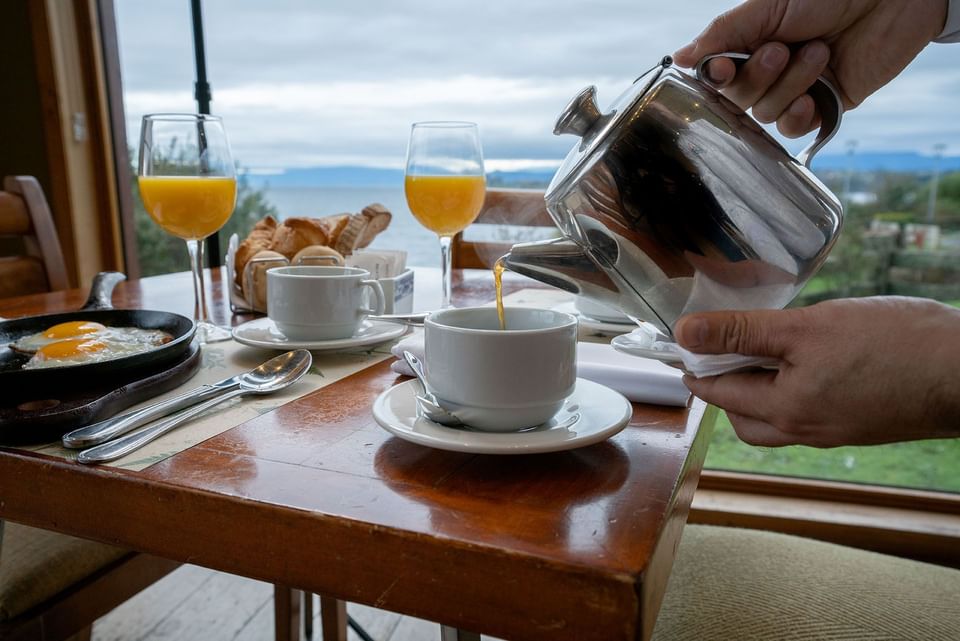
top-left (503, 54), bottom-right (844, 336)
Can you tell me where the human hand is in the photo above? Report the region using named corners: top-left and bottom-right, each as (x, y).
top-left (672, 0), bottom-right (950, 137)
top-left (674, 297), bottom-right (960, 447)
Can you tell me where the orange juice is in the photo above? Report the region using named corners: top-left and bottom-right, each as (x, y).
top-left (138, 176), bottom-right (237, 240)
top-left (404, 175), bottom-right (486, 237)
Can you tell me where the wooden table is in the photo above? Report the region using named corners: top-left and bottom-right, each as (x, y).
top-left (0, 268), bottom-right (713, 641)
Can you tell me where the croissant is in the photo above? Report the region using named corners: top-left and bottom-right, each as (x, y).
top-left (270, 216), bottom-right (349, 258)
top-left (234, 216), bottom-right (277, 285)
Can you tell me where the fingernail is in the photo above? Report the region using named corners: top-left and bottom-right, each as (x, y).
top-left (677, 317), bottom-right (708, 349)
top-left (803, 42), bottom-right (828, 64)
top-left (789, 96), bottom-right (808, 116)
top-left (760, 46), bottom-right (787, 70)
top-left (704, 63), bottom-right (724, 85)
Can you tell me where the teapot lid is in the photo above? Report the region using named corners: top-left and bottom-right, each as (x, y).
top-left (547, 56), bottom-right (673, 201)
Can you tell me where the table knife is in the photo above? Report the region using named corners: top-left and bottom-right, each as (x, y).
top-left (61, 373), bottom-right (245, 448)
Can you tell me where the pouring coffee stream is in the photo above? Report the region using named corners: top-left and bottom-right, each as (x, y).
top-left (501, 53), bottom-right (845, 337)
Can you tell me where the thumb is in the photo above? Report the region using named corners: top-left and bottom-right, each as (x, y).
top-left (674, 309), bottom-right (800, 357)
top-left (673, 0), bottom-right (782, 66)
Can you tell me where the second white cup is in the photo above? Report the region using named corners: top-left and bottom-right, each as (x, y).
top-left (267, 266), bottom-right (385, 341)
top-left (424, 307), bottom-right (578, 431)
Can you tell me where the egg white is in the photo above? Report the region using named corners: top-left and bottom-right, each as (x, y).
top-left (18, 325), bottom-right (173, 370)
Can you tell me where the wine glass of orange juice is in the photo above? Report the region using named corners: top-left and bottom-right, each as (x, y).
top-left (138, 114), bottom-right (237, 343)
top-left (404, 122), bottom-right (485, 308)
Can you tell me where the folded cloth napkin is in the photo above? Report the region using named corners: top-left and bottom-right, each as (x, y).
top-left (615, 325), bottom-right (780, 378)
top-left (390, 332), bottom-right (690, 407)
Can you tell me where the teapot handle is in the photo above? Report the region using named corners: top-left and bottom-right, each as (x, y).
top-left (694, 52), bottom-right (843, 169)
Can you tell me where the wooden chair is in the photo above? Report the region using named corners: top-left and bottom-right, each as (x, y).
top-left (0, 522), bottom-right (180, 641)
top-left (0, 176), bottom-right (185, 640)
top-left (451, 188), bottom-right (556, 270)
top-left (0, 176), bottom-right (69, 297)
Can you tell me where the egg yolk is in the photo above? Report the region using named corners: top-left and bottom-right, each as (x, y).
top-left (42, 321), bottom-right (107, 339)
top-left (34, 339), bottom-right (108, 361)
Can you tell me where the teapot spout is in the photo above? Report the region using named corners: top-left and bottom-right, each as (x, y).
top-left (502, 238), bottom-right (622, 310)
top-left (504, 238), bottom-right (673, 334)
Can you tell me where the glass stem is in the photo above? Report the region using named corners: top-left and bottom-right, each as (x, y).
top-left (439, 234), bottom-right (453, 308)
top-left (185, 238), bottom-right (211, 324)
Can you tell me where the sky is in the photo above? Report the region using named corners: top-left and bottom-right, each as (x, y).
top-left (115, 0), bottom-right (960, 172)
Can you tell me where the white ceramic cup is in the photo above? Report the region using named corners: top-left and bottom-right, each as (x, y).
top-left (424, 307), bottom-right (578, 432)
top-left (267, 266), bottom-right (385, 341)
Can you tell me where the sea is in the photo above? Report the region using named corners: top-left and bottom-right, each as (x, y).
top-left (259, 185), bottom-right (557, 269)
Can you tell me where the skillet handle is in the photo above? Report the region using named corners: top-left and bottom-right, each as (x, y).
top-left (80, 272), bottom-right (127, 311)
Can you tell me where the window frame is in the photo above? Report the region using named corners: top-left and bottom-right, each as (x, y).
top-left (85, 3), bottom-right (960, 569)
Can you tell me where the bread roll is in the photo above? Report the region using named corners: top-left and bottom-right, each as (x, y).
top-left (331, 206), bottom-right (393, 256)
top-left (270, 216), bottom-right (348, 258)
top-left (292, 245), bottom-right (344, 267)
top-left (234, 216), bottom-right (278, 285)
top-left (243, 249), bottom-right (286, 312)
top-left (333, 215), bottom-right (367, 256)
top-left (357, 204), bottom-right (392, 248)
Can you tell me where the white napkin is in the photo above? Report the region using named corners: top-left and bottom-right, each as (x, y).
top-left (390, 333), bottom-right (690, 407)
top-left (616, 325), bottom-right (780, 378)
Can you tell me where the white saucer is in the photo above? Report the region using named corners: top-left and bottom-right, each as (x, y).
top-left (612, 329), bottom-right (781, 375)
top-left (552, 302), bottom-right (638, 336)
top-left (372, 378), bottom-right (632, 455)
top-left (232, 317), bottom-right (407, 351)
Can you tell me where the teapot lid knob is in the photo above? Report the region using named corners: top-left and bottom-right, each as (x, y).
top-left (554, 86), bottom-right (603, 138)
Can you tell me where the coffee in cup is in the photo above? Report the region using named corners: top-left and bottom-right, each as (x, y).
top-left (267, 266), bottom-right (385, 341)
top-left (424, 307), bottom-right (577, 431)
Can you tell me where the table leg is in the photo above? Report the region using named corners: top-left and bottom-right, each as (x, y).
top-left (274, 585), bottom-right (302, 641)
top-left (440, 626), bottom-right (481, 641)
top-left (319, 595), bottom-right (348, 641)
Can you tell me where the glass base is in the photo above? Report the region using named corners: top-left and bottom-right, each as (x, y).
top-left (195, 320), bottom-right (233, 344)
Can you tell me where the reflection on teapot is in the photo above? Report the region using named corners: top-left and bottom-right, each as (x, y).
top-left (503, 55), bottom-right (844, 336)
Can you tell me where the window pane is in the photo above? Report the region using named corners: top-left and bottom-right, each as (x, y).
top-left (114, 2), bottom-right (959, 491)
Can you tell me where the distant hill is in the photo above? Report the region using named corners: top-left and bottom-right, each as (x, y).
top-left (248, 166), bottom-right (404, 188)
top-left (247, 152), bottom-right (960, 189)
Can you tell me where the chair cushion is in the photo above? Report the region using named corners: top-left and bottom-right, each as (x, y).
top-left (653, 525), bottom-right (960, 640)
top-left (0, 522), bottom-right (128, 621)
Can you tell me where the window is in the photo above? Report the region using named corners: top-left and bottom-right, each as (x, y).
top-left (113, 1), bottom-right (959, 491)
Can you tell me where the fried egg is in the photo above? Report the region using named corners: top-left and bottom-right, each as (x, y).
top-left (14, 322), bottom-right (173, 369)
top-left (12, 321), bottom-right (108, 353)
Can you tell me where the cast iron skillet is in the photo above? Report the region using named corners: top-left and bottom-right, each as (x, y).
top-left (0, 272), bottom-right (196, 401)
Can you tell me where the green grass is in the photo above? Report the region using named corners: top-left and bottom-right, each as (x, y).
top-left (705, 412), bottom-right (960, 493)
top-left (798, 275), bottom-right (831, 296)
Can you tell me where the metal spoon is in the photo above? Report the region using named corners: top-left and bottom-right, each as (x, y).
top-left (401, 350), bottom-right (463, 427)
top-left (77, 349), bottom-right (313, 465)
top-left (368, 312), bottom-right (430, 327)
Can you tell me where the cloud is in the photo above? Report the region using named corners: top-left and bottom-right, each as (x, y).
top-left (115, 1), bottom-right (960, 169)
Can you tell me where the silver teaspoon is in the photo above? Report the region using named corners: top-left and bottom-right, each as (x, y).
top-left (401, 350), bottom-right (463, 427)
top-left (77, 349), bottom-right (313, 465)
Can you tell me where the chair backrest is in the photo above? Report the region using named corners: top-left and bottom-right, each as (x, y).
top-left (451, 188), bottom-right (557, 270)
top-left (0, 175), bottom-right (68, 297)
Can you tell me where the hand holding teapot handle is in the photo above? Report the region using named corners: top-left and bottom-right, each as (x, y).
top-left (694, 52), bottom-right (843, 169)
